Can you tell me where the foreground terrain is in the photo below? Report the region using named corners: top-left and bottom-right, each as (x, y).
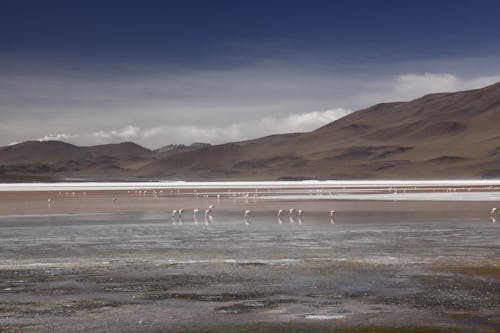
top-left (1, 182), bottom-right (499, 332)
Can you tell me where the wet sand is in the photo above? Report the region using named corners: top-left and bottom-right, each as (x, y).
top-left (1, 184), bottom-right (499, 332)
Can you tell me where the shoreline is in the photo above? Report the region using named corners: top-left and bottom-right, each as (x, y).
top-left (1, 181), bottom-right (500, 216)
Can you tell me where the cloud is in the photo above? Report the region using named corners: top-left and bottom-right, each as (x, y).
top-left (92, 125), bottom-right (140, 141)
top-left (355, 72), bottom-right (500, 105)
top-left (1, 54), bottom-right (500, 148)
top-left (25, 108), bottom-right (349, 148)
top-left (36, 133), bottom-right (79, 142)
top-left (394, 72), bottom-right (500, 97)
top-left (135, 108), bottom-right (352, 147)
top-left (257, 109), bottom-right (352, 134)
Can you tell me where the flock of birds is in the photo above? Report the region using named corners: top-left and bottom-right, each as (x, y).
top-left (45, 188), bottom-right (500, 223)
top-left (166, 204), bottom-right (338, 224)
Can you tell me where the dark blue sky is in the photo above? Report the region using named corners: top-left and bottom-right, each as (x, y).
top-left (2, 0), bottom-right (500, 64)
top-left (1, 1), bottom-right (500, 147)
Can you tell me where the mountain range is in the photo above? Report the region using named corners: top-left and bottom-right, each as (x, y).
top-left (2, 82), bottom-right (500, 181)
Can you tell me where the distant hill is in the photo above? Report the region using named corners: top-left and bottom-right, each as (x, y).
top-left (2, 82), bottom-right (500, 181)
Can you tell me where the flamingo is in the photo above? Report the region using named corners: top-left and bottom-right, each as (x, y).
top-left (244, 210), bottom-right (251, 224)
top-left (178, 209), bottom-right (184, 217)
top-left (208, 204), bottom-right (215, 209)
top-left (278, 209), bottom-right (284, 217)
top-left (491, 208), bottom-right (499, 216)
top-left (298, 209), bottom-right (303, 218)
top-left (193, 208), bottom-right (199, 215)
top-left (289, 208), bottom-right (296, 216)
top-left (330, 210), bottom-right (336, 218)
top-left (171, 209), bottom-right (178, 217)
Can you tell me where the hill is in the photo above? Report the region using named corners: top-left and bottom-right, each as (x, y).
top-left (1, 82), bottom-right (500, 181)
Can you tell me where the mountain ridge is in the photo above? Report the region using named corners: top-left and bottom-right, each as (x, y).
top-left (2, 82), bottom-right (500, 181)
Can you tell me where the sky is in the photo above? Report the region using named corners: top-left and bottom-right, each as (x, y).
top-left (1, 0), bottom-right (500, 148)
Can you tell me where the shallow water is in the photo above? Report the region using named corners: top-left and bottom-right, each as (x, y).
top-left (1, 210), bottom-right (498, 269)
top-left (1, 208), bottom-right (500, 332)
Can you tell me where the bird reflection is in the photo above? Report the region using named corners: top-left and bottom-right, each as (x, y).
top-left (243, 210), bottom-right (251, 225)
top-left (491, 216), bottom-right (497, 223)
top-left (278, 216), bottom-right (284, 224)
top-left (204, 214), bottom-right (214, 225)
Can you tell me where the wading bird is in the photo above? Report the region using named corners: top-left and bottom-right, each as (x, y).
top-left (491, 207), bottom-right (499, 216)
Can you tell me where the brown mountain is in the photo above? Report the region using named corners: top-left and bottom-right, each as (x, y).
top-left (1, 82), bottom-right (500, 181)
top-left (0, 141), bottom-right (156, 181)
top-left (136, 81), bottom-right (500, 180)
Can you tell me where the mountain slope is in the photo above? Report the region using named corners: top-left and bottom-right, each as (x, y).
top-left (1, 82), bottom-right (500, 180)
top-left (136, 82), bottom-right (500, 179)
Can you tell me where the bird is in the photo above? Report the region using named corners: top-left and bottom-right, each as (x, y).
top-left (278, 209), bottom-right (284, 217)
top-left (193, 208), bottom-right (199, 215)
top-left (171, 209), bottom-right (178, 217)
top-left (329, 210), bottom-right (336, 218)
top-left (491, 208), bottom-right (499, 216)
top-left (298, 209), bottom-right (303, 217)
top-left (205, 209), bottom-right (212, 217)
top-left (208, 204), bottom-right (215, 209)
top-left (289, 208), bottom-right (296, 216)
top-left (244, 210), bottom-right (251, 224)
top-left (178, 209), bottom-right (184, 217)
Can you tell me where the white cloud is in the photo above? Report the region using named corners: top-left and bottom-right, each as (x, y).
top-left (36, 133), bottom-right (79, 142)
top-left (138, 108), bottom-right (352, 147)
top-left (92, 125), bottom-right (140, 141)
top-left (355, 72), bottom-right (500, 106)
top-left (257, 108), bottom-right (352, 134)
top-left (394, 73), bottom-right (459, 96)
top-left (394, 72), bottom-right (500, 97)
top-left (142, 124), bottom-right (242, 146)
